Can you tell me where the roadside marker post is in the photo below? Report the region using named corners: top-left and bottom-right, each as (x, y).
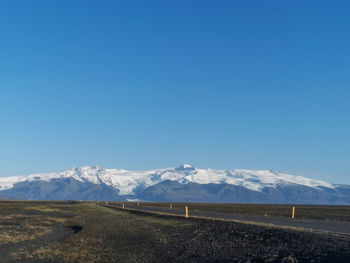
top-left (105, 201), bottom-right (107, 206)
top-left (185, 206), bottom-right (189, 218)
top-left (137, 202), bottom-right (139, 206)
top-left (170, 203), bottom-right (173, 209)
top-left (123, 203), bottom-right (125, 209)
top-left (292, 206), bottom-right (295, 219)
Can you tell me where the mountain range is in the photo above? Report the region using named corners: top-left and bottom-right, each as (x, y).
top-left (0, 164), bottom-right (349, 204)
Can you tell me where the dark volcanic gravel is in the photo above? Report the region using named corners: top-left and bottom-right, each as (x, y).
top-left (155, 217), bottom-right (350, 263)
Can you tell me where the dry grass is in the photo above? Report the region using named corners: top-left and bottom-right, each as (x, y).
top-left (0, 226), bottom-right (52, 244)
top-left (0, 212), bottom-right (55, 244)
top-left (24, 205), bottom-right (62, 213)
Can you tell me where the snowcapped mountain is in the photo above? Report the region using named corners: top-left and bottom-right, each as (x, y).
top-left (0, 165), bottom-right (349, 204)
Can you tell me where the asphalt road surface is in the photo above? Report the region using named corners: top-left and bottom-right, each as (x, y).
top-left (104, 203), bottom-right (350, 237)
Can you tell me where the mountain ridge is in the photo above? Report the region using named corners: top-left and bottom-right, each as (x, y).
top-left (0, 165), bottom-right (348, 204)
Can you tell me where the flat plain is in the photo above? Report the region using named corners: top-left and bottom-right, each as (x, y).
top-left (1, 201), bottom-right (350, 263)
top-left (127, 202), bottom-right (350, 221)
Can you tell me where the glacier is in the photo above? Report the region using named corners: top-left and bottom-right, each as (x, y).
top-left (1, 164), bottom-right (348, 205)
top-left (0, 164), bottom-right (335, 195)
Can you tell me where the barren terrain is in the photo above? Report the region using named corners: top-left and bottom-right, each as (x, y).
top-left (1, 201), bottom-right (350, 262)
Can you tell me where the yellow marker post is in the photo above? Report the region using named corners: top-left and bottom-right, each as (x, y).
top-left (123, 203), bottom-right (125, 209)
top-left (292, 206), bottom-right (295, 219)
top-left (105, 201), bottom-right (107, 206)
top-left (170, 203), bottom-right (173, 209)
top-left (185, 206), bottom-right (189, 218)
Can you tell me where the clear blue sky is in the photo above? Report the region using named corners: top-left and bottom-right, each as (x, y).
top-left (0, 0), bottom-right (349, 184)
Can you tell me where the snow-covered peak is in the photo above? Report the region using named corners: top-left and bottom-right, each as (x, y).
top-left (0, 165), bottom-right (106, 191)
top-left (0, 165), bottom-right (335, 195)
top-left (74, 165), bottom-right (103, 172)
top-left (224, 169), bottom-right (334, 191)
top-left (177, 164), bottom-right (194, 169)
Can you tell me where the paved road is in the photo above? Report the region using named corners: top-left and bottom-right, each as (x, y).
top-left (104, 203), bottom-right (350, 236)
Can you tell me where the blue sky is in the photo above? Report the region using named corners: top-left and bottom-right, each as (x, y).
top-left (0, 0), bottom-right (349, 184)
